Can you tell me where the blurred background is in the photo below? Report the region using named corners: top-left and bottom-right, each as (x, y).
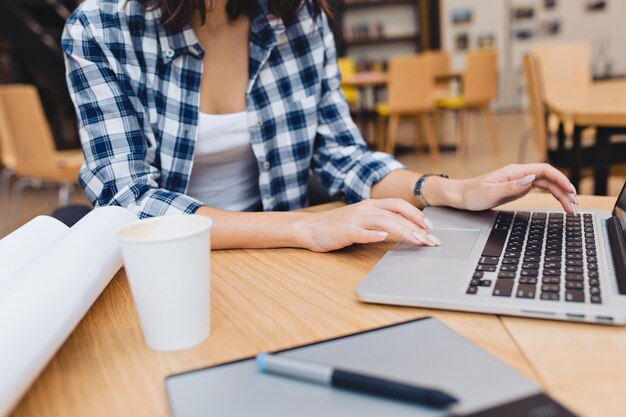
top-left (1, 0), bottom-right (626, 237)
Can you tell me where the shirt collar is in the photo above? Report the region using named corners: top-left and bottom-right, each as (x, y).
top-left (149, 6), bottom-right (204, 64)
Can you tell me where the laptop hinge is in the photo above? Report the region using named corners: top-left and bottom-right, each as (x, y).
top-left (606, 216), bottom-right (626, 295)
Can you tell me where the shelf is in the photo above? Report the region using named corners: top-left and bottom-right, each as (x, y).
top-left (344, 34), bottom-right (419, 47)
top-left (343, 0), bottom-right (414, 11)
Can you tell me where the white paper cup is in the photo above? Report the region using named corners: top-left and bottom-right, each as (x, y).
top-left (118, 215), bottom-right (212, 352)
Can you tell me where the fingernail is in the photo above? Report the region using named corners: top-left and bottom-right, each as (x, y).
top-left (570, 193), bottom-right (579, 205)
top-left (571, 202), bottom-right (578, 216)
top-left (412, 231), bottom-right (428, 244)
top-left (427, 234), bottom-right (442, 246)
top-left (569, 183), bottom-right (577, 195)
top-left (424, 218), bottom-right (435, 230)
top-left (519, 174), bottom-right (536, 186)
top-left (376, 231), bottom-right (388, 238)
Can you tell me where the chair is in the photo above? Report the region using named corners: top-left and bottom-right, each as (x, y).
top-left (530, 42), bottom-right (591, 96)
top-left (374, 55), bottom-right (440, 164)
top-left (436, 50), bottom-right (499, 158)
top-left (422, 50), bottom-right (451, 99)
top-left (0, 84), bottom-right (83, 229)
top-left (338, 57), bottom-right (359, 108)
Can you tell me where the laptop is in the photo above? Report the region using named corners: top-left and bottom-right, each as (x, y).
top-left (356, 182), bottom-right (626, 325)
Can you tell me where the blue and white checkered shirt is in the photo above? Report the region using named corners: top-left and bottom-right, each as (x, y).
top-left (62, 0), bottom-right (404, 218)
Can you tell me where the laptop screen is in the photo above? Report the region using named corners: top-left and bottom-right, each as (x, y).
top-left (614, 182), bottom-right (626, 240)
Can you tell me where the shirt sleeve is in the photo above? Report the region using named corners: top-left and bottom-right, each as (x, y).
top-left (62, 11), bottom-right (202, 218)
top-left (311, 14), bottom-right (405, 204)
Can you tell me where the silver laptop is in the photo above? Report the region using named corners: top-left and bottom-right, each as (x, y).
top-left (357, 182), bottom-right (626, 325)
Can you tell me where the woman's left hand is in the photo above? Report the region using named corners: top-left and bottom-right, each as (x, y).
top-left (453, 163), bottom-right (578, 214)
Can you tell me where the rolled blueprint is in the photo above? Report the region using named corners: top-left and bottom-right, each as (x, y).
top-left (0, 206), bottom-right (137, 416)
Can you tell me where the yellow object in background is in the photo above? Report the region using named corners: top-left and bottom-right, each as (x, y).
top-left (338, 57), bottom-right (358, 106)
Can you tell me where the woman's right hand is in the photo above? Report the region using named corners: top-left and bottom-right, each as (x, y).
top-left (295, 199), bottom-right (441, 253)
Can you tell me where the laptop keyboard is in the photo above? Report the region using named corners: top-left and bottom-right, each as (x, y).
top-left (466, 211), bottom-right (601, 304)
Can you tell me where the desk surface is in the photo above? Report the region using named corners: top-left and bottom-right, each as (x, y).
top-left (11, 193), bottom-right (625, 417)
top-left (546, 80), bottom-right (626, 126)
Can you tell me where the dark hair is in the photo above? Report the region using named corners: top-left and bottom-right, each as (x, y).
top-left (144, 0), bottom-right (331, 32)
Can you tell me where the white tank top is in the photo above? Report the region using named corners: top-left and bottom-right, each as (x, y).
top-left (187, 112), bottom-right (261, 211)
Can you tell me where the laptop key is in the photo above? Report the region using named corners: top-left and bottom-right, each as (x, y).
top-left (516, 284), bottom-right (536, 299)
top-left (588, 270), bottom-right (599, 278)
top-left (565, 274), bottom-right (584, 282)
top-left (589, 278), bottom-right (600, 287)
top-left (479, 256), bottom-right (499, 265)
top-left (543, 269), bottom-right (561, 276)
top-left (477, 264), bottom-right (497, 272)
top-left (479, 279), bottom-right (492, 287)
top-left (520, 269), bottom-right (539, 277)
top-left (565, 260), bottom-right (583, 267)
top-left (519, 276), bottom-right (537, 284)
top-left (541, 284), bottom-right (560, 292)
top-left (502, 258), bottom-right (519, 265)
top-left (522, 262), bottom-right (540, 270)
top-left (466, 286), bottom-right (478, 295)
top-left (542, 276), bottom-right (561, 284)
top-left (565, 281), bottom-right (584, 290)
top-left (498, 271), bottom-right (516, 279)
top-left (590, 295), bottom-right (602, 304)
top-left (481, 228), bottom-right (509, 257)
top-left (587, 263), bottom-right (598, 270)
top-left (565, 290), bottom-right (585, 302)
top-left (565, 266), bottom-right (584, 274)
top-left (500, 264), bottom-right (518, 272)
top-left (470, 278), bottom-right (481, 286)
top-left (473, 271), bottom-right (484, 279)
top-left (524, 256), bottom-right (541, 263)
top-left (504, 251), bottom-right (521, 258)
top-left (493, 279), bottom-right (514, 297)
top-left (540, 292), bottom-right (559, 301)
top-left (543, 262), bottom-right (561, 269)
top-left (589, 286), bottom-right (601, 296)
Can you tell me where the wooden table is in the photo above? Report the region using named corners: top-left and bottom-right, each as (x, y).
top-left (545, 80), bottom-right (626, 195)
top-left (11, 193), bottom-right (626, 417)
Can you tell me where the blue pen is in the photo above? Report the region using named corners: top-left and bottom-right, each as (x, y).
top-left (256, 353), bottom-right (457, 408)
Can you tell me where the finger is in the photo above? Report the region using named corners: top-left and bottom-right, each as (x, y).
top-left (509, 163), bottom-right (573, 197)
top-left (532, 179), bottom-right (576, 214)
top-left (372, 198), bottom-right (434, 230)
top-left (353, 229), bottom-right (389, 244)
top-left (488, 175), bottom-right (535, 202)
top-left (366, 211), bottom-right (439, 246)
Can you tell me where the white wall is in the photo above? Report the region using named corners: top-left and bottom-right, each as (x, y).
top-left (440, 0), bottom-right (626, 110)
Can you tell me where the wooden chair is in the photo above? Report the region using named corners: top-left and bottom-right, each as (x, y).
top-left (436, 50), bottom-right (499, 158)
top-left (422, 50), bottom-right (451, 99)
top-left (337, 57), bottom-right (359, 108)
top-left (374, 55), bottom-right (440, 164)
top-left (530, 42), bottom-right (591, 96)
top-left (0, 84), bottom-right (83, 228)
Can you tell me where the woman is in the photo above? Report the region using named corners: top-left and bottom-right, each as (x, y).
top-left (62, 0), bottom-right (577, 252)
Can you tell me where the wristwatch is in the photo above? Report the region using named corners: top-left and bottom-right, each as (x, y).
top-left (413, 174), bottom-right (449, 207)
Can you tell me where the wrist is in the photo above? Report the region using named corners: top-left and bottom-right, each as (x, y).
top-left (290, 212), bottom-right (316, 249)
top-left (422, 176), bottom-right (464, 208)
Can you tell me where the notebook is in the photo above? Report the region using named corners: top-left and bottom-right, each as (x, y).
top-left (166, 317), bottom-right (577, 417)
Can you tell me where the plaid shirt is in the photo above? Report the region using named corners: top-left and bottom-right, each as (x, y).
top-left (62, 0), bottom-right (404, 218)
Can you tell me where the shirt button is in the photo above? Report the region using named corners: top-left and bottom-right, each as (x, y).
top-left (257, 119), bottom-right (263, 127)
top-left (164, 49), bottom-right (175, 58)
top-left (262, 161), bottom-right (270, 171)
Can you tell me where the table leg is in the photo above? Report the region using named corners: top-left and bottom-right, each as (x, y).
top-left (571, 125), bottom-right (584, 192)
top-left (593, 127), bottom-right (611, 196)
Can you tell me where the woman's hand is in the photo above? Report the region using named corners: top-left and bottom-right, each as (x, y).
top-left (295, 198), bottom-right (440, 252)
top-left (441, 163), bottom-right (578, 214)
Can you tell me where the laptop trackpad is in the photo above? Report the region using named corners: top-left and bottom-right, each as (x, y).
top-left (391, 229), bottom-right (481, 260)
